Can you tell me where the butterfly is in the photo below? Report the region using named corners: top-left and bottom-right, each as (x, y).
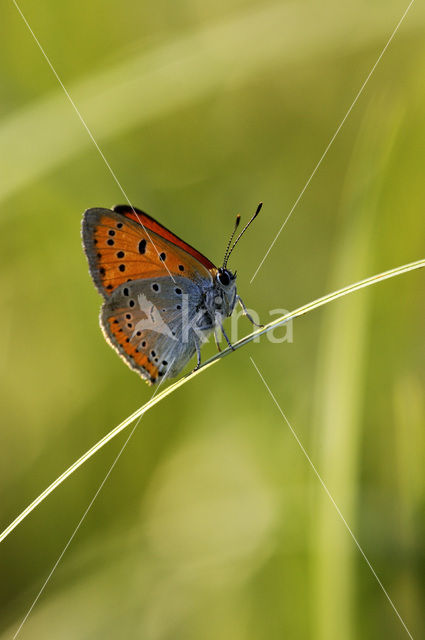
top-left (82, 203), bottom-right (262, 384)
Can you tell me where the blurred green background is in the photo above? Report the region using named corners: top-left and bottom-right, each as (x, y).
top-left (1, 0), bottom-right (424, 638)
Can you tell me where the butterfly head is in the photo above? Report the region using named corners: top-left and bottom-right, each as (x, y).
top-left (208, 267), bottom-right (237, 318)
top-left (217, 267), bottom-right (236, 287)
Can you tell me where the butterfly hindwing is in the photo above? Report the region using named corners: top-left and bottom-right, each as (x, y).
top-left (82, 208), bottom-right (215, 298)
top-left (101, 276), bottom-right (214, 383)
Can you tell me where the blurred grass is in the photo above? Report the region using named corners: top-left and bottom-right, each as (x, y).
top-left (5, 259), bottom-right (422, 546)
top-left (311, 97), bottom-right (400, 640)
top-left (2, 0), bottom-right (425, 205)
top-left (1, 0), bottom-right (425, 638)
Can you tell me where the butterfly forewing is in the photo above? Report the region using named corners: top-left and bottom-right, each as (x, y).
top-left (82, 208), bottom-right (215, 298)
top-left (112, 205), bottom-right (216, 271)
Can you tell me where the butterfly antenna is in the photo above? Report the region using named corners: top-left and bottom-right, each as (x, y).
top-left (223, 202), bottom-right (263, 268)
top-left (222, 214), bottom-right (241, 267)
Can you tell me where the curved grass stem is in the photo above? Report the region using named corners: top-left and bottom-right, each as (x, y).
top-left (1, 257), bottom-right (424, 544)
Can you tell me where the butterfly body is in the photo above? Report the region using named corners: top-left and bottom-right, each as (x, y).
top-left (82, 206), bottom-right (241, 384)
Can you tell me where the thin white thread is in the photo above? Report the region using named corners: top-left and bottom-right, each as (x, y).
top-left (11, 0), bottom-right (176, 283)
top-left (8, 2), bottom-right (418, 636)
top-left (250, 0), bottom-right (416, 283)
top-left (13, 418), bottom-right (143, 638)
top-left (13, 366), bottom-right (172, 639)
top-left (250, 356), bottom-right (414, 640)
top-left (1, 257), bottom-right (424, 546)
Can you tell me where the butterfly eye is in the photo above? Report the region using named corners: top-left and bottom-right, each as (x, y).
top-left (218, 270), bottom-right (231, 286)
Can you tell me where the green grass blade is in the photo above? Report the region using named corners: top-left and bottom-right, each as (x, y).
top-left (0, 257), bottom-right (424, 544)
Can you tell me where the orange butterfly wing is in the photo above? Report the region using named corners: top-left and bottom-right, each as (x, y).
top-left (82, 207), bottom-right (216, 297)
top-left (113, 205), bottom-right (216, 271)
top-left (103, 313), bottom-right (160, 384)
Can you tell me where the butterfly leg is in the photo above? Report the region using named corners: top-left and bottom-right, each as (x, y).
top-left (237, 295), bottom-right (264, 327)
top-left (192, 337), bottom-right (202, 372)
top-left (219, 321), bottom-right (235, 351)
top-left (214, 327), bottom-right (222, 352)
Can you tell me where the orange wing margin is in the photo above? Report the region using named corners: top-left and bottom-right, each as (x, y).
top-left (113, 205), bottom-right (216, 271)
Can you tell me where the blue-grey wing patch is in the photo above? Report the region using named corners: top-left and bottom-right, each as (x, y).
top-left (101, 275), bottom-right (214, 382)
